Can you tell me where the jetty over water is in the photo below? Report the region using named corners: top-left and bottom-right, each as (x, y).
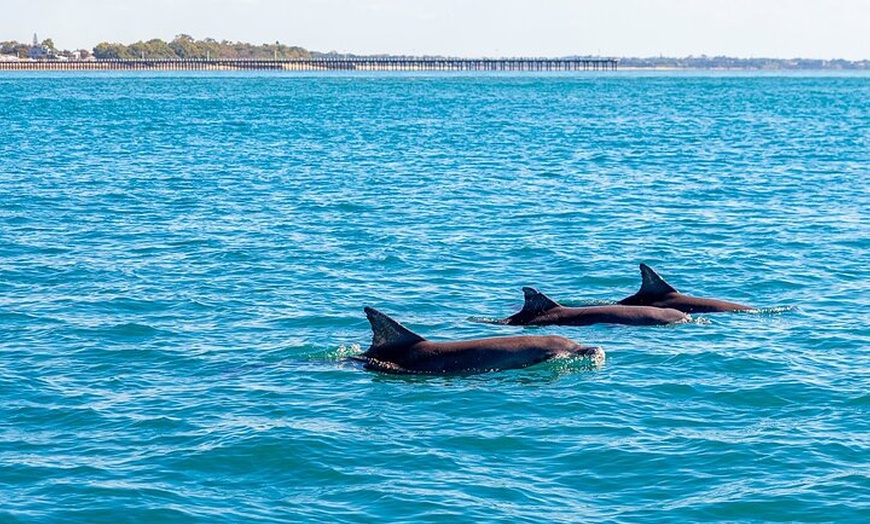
top-left (0, 57), bottom-right (618, 72)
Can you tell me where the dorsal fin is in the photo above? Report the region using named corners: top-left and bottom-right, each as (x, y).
top-left (638, 263), bottom-right (678, 296)
top-left (363, 307), bottom-right (425, 355)
top-left (520, 287), bottom-right (561, 314)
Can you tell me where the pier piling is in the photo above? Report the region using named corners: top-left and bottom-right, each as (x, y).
top-left (0, 57), bottom-right (618, 72)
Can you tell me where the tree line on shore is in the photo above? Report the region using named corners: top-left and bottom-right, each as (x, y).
top-left (617, 55), bottom-right (868, 70)
top-left (1, 35), bottom-right (311, 60)
top-left (1, 35), bottom-right (868, 69)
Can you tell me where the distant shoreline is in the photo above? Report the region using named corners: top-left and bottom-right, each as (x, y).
top-left (0, 57), bottom-right (619, 72)
top-left (4, 35), bottom-right (867, 71)
top-left (1, 57), bottom-right (867, 73)
top-left (2, 55), bottom-right (868, 73)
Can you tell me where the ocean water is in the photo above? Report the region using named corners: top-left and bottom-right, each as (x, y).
top-left (1, 71), bottom-right (868, 522)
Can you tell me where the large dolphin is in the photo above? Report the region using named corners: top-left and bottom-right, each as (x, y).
top-left (618, 263), bottom-right (754, 313)
top-left (499, 287), bottom-right (689, 326)
top-left (357, 307), bottom-right (604, 374)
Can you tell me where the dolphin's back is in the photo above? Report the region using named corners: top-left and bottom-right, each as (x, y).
top-left (532, 304), bottom-right (689, 326)
top-left (406, 336), bottom-right (601, 374)
top-left (360, 307), bottom-right (603, 374)
top-left (504, 286), bottom-right (688, 326)
top-left (649, 295), bottom-right (753, 314)
top-left (619, 264), bottom-right (753, 313)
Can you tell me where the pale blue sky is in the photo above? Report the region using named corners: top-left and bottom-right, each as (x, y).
top-left (4, 0), bottom-right (868, 59)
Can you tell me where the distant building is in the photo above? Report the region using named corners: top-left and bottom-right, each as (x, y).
top-left (28, 33), bottom-right (52, 60)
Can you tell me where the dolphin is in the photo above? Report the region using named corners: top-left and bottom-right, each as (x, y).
top-left (500, 287), bottom-right (689, 326)
top-left (357, 307), bottom-right (604, 374)
top-left (618, 263), bottom-right (754, 313)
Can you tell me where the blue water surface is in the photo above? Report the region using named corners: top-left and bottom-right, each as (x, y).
top-left (1, 71), bottom-right (868, 522)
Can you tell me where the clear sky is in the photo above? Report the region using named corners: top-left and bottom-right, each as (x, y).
top-left (3, 0), bottom-right (868, 60)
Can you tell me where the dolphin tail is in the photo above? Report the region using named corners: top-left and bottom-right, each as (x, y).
top-left (638, 263), bottom-right (678, 296)
top-left (504, 287), bottom-right (561, 324)
top-left (363, 307), bottom-right (425, 355)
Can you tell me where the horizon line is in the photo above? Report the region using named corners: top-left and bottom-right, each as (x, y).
top-left (4, 35), bottom-right (867, 62)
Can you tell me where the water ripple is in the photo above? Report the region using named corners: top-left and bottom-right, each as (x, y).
top-left (1, 72), bottom-right (868, 523)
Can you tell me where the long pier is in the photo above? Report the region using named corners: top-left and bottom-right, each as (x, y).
top-left (0, 57), bottom-right (618, 72)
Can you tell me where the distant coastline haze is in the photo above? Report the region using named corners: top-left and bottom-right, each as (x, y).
top-left (2, 0), bottom-right (868, 61)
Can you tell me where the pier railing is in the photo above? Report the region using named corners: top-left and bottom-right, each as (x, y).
top-left (0, 57), bottom-right (618, 72)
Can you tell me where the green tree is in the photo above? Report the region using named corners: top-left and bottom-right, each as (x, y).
top-left (1, 40), bottom-right (38, 58)
top-left (199, 38), bottom-right (221, 59)
top-left (127, 41), bottom-right (148, 59)
top-left (145, 39), bottom-right (177, 58)
top-left (93, 42), bottom-right (130, 59)
top-left (86, 35), bottom-right (314, 61)
top-left (0, 40), bottom-right (21, 55)
top-left (127, 39), bottom-right (176, 59)
top-left (169, 34), bottom-right (202, 58)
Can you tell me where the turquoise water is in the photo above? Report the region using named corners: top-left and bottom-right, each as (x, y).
top-left (1, 71), bottom-right (868, 522)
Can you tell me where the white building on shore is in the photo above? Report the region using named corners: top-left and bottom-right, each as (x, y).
top-left (28, 33), bottom-right (53, 60)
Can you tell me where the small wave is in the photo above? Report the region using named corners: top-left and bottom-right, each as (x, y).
top-left (375, 253), bottom-right (408, 265)
top-left (355, 357), bottom-right (416, 375)
top-left (87, 322), bottom-right (164, 338)
top-left (686, 315), bottom-right (713, 325)
top-left (467, 316), bottom-right (506, 325)
top-left (559, 299), bottom-right (618, 307)
top-left (741, 306), bottom-right (799, 315)
top-left (324, 344), bottom-right (363, 361)
top-left (0, 311), bottom-right (64, 325)
top-left (549, 348), bottom-right (606, 372)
